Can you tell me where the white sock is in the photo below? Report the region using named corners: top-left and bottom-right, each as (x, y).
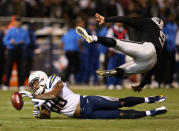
top-left (146, 110), bottom-right (151, 116)
top-left (92, 35), bottom-right (98, 42)
top-left (144, 97), bottom-right (149, 103)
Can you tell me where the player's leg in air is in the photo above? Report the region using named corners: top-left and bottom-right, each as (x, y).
top-left (76, 27), bottom-right (157, 78)
top-left (80, 95), bottom-right (167, 119)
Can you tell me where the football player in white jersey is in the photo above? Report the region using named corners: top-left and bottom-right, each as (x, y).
top-left (20, 71), bottom-right (167, 119)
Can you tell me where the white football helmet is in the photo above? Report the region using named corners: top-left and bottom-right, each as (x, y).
top-left (29, 71), bottom-right (48, 95)
top-left (151, 17), bottom-right (164, 30)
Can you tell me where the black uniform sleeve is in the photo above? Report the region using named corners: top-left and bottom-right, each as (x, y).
top-left (105, 16), bottom-right (142, 29)
top-left (139, 68), bottom-right (155, 88)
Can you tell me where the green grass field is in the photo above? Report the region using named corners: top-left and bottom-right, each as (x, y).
top-left (0, 86), bottom-right (179, 131)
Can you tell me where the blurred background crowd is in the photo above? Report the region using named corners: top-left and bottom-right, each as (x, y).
top-left (0, 0), bottom-right (179, 90)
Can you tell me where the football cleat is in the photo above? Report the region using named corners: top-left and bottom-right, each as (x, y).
top-left (96, 69), bottom-right (117, 77)
top-left (76, 26), bottom-right (94, 43)
top-left (148, 95), bottom-right (166, 104)
top-left (150, 106), bottom-right (167, 116)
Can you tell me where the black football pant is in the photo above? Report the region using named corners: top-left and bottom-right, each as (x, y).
top-left (4, 49), bottom-right (24, 86)
top-left (22, 56), bottom-right (33, 84)
top-left (63, 51), bottom-right (80, 81)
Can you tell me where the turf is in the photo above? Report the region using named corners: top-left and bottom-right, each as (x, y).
top-left (0, 87), bottom-right (179, 131)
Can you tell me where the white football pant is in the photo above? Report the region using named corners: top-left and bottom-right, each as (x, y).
top-left (114, 39), bottom-right (157, 76)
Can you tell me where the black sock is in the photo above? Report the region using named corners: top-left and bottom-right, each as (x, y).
top-left (113, 67), bottom-right (124, 78)
top-left (119, 109), bottom-right (146, 119)
top-left (119, 97), bottom-right (145, 107)
top-left (97, 37), bottom-right (116, 47)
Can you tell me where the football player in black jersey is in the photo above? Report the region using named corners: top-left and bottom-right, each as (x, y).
top-left (76, 13), bottom-right (166, 92)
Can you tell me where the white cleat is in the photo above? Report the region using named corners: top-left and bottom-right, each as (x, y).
top-left (148, 95), bottom-right (166, 104)
top-left (150, 106), bottom-right (167, 116)
top-left (76, 26), bottom-right (94, 43)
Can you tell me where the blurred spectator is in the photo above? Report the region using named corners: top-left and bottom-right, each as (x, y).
top-left (0, 0), bottom-right (178, 88)
top-left (0, 0), bottom-right (177, 21)
top-left (80, 18), bottom-right (99, 84)
top-left (105, 23), bottom-right (128, 90)
top-left (25, 0), bottom-right (42, 17)
top-left (163, 13), bottom-right (178, 88)
top-left (60, 20), bottom-right (82, 83)
top-left (98, 23), bottom-right (111, 69)
top-left (148, 0), bottom-right (160, 17)
top-left (2, 17), bottom-right (30, 91)
top-left (82, 0), bottom-right (96, 17)
top-left (72, 17), bottom-right (86, 84)
top-left (97, 24), bottom-right (111, 85)
top-left (0, 22), bottom-right (5, 88)
top-left (0, 0), bottom-right (10, 16)
top-left (22, 23), bottom-right (38, 85)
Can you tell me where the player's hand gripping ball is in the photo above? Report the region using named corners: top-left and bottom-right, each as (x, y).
top-left (11, 92), bottom-right (24, 110)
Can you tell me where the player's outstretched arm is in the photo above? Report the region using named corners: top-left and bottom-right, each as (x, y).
top-left (96, 13), bottom-right (141, 29)
top-left (34, 82), bottom-right (63, 100)
top-left (132, 68), bottom-right (155, 92)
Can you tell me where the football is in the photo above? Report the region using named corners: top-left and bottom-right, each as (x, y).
top-left (11, 92), bottom-right (24, 110)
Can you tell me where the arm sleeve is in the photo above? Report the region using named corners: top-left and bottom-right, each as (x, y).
top-left (105, 16), bottom-right (141, 29)
top-left (3, 30), bottom-right (12, 46)
top-left (139, 68), bottom-right (155, 88)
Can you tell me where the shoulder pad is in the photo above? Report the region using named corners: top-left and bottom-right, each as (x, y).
top-left (46, 75), bottom-right (61, 90)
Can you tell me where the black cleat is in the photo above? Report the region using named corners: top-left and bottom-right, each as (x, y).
top-left (96, 69), bottom-right (117, 77)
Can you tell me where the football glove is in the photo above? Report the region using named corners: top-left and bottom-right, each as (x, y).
top-left (33, 107), bottom-right (41, 118)
top-left (32, 99), bottom-right (45, 107)
top-left (19, 91), bottom-right (33, 98)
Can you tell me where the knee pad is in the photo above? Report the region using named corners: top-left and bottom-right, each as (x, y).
top-left (118, 98), bottom-right (126, 106)
top-left (118, 97), bottom-right (134, 107)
